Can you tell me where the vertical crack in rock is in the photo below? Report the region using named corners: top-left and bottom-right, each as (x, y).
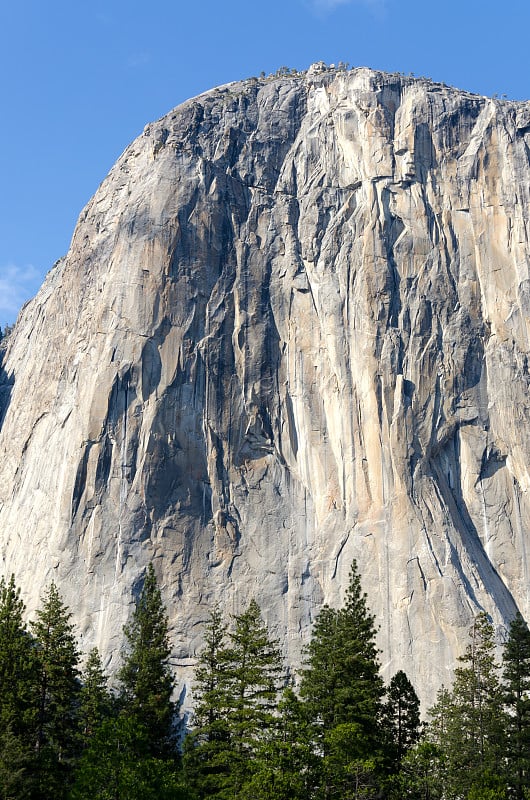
top-left (1, 68), bottom-right (530, 705)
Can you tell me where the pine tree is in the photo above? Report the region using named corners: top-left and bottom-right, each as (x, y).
top-left (183, 606), bottom-right (232, 798)
top-left (421, 684), bottom-right (451, 798)
top-left (430, 613), bottom-right (507, 799)
top-left (299, 560), bottom-right (386, 798)
top-left (502, 612), bottom-right (530, 800)
top-left (224, 599), bottom-right (283, 765)
top-left (189, 606), bottom-right (228, 733)
top-left (397, 740), bottom-right (445, 800)
top-left (0, 724), bottom-right (33, 800)
top-left (0, 575), bottom-right (36, 799)
top-left (79, 648), bottom-right (112, 742)
top-left (118, 563), bottom-right (176, 759)
top-left (238, 686), bottom-right (315, 800)
top-left (31, 581), bottom-right (81, 798)
top-left (383, 670), bottom-right (421, 767)
top-left (0, 575), bottom-right (36, 734)
top-left (70, 714), bottom-right (191, 800)
top-left (184, 599), bottom-right (283, 799)
top-left (222, 598), bottom-right (283, 797)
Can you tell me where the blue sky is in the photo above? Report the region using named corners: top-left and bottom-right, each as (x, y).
top-left (0, 0), bottom-right (527, 325)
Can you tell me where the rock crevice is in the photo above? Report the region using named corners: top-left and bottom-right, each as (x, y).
top-left (1, 68), bottom-right (530, 702)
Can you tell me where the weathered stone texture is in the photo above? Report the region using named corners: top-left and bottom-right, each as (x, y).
top-left (1, 67), bottom-right (530, 704)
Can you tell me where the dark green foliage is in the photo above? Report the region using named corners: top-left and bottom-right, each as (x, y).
top-left (31, 581), bottom-right (81, 798)
top-left (300, 562), bottom-right (385, 736)
top-left (396, 740), bottom-right (445, 800)
top-left (188, 605), bottom-right (228, 734)
top-left (238, 687), bottom-right (315, 800)
top-left (0, 724), bottom-right (33, 800)
top-left (31, 582), bottom-right (81, 751)
top-left (383, 670), bottom-right (421, 766)
top-left (183, 606), bottom-right (232, 798)
top-left (502, 612), bottom-right (530, 799)
top-left (317, 724), bottom-right (380, 799)
top-left (70, 714), bottom-right (191, 800)
top-left (0, 575), bottom-right (36, 736)
top-left (118, 563), bottom-right (176, 759)
top-left (408, 686), bottom-right (451, 800)
top-left (11, 563), bottom-right (530, 800)
top-left (79, 648), bottom-right (112, 741)
top-left (0, 575), bottom-right (37, 798)
top-left (299, 561), bottom-right (386, 796)
top-left (73, 566), bottom-right (186, 797)
top-left (427, 613), bottom-right (507, 799)
top-left (223, 599), bottom-right (283, 760)
top-left (185, 599), bottom-right (283, 799)
top-left (448, 613), bottom-right (506, 793)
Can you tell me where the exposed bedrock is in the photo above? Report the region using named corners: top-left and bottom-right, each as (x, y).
top-left (2, 66), bottom-right (530, 705)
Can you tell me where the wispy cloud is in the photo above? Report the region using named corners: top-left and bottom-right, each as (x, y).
top-left (95, 11), bottom-right (112, 25)
top-left (311, 0), bottom-right (384, 14)
top-left (0, 263), bottom-right (42, 324)
top-left (127, 51), bottom-right (151, 69)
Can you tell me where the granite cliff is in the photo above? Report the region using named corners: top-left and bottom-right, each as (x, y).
top-left (2, 64), bottom-right (530, 704)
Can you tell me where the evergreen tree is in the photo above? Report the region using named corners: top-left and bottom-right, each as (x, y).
top-left (70, 714), bottom-right (191, 800)
top-left (383, 670), bottom-right (421, 767)
top-left (299, 560), bottom-right (386, 798)
top-left (79, 648), bottom-right (112, 742)
top-left (502, 612), bottom-right (530, 800)
top-left (0, 724), bottom-right (33, 800)
top-left (224, 599), bottom-right (283, 765)
top-left (185, 599), bottom-right (283, 799)
top-left (238, 686), bottom-right (315, 800)
top-left (118, 563), bottom-right (176, 759)
top-left (183, 606), bottom-right (232, 798)
top-left (0, 575), bottom-right (36, 735)
top-left (422, 685), bottom-right (451, 798)
top-left (396, 740), bottom-right (445, 800)
top-left (429, 613), bottom-right (507, 799)
top-left (0, 575), bottom-right (36, 799)
top-left (31, 581), bottom-right (81, 799)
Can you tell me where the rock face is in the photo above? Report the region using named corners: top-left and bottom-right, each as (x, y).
top-left (1, 66), bottom-right (530, 705)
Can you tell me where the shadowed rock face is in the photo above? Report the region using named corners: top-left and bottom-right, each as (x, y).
top-left (1, 67), bottom-right (530, 704)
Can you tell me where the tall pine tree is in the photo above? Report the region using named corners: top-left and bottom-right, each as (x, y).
top-left (79, 648), bottom-right (112, 742)
top-left (0, 575), bottom-right (36, 733)
top-left (240, 686), bottom-right (317, 800)
top-left (299, 560), bottom-right (385, 799)
top-left (224, 599), bottom-right (282, 754)
top-left (183, 606), bottom-right (232, 798)
top-left (383, 670), bottom-right (421, 767)
top-left (502, 612), bottom-right (530, 800)
top-left (430, 613), bottom-right (507, 799)
top-left (185, 599), bottom-right (283, 799)
top-left (0, 575), bottom-right (36, 799)
top-left (118, 563), bottom-right (176, 759)
top-left (31, 581), bottom-right (81, 799)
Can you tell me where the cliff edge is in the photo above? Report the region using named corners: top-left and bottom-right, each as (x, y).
top-left (2, 66), bottom-right (530, 703)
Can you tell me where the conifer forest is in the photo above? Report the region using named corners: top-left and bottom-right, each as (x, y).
top-left (1, 561), bottom-right (529, 799)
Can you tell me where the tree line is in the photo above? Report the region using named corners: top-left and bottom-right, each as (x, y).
top-left (0, 325), bottom-right (13, 344)
top-left (0, 562), bottom-right (529, 799)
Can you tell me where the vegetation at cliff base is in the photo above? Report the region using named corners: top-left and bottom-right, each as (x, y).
top-left (1, 564), bottom-right (530, 798)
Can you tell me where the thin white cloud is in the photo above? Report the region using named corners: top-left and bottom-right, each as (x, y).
top-left (311, 0), bottom-right (384, 13)
top-left (0, 263), bottom-right (42, 324)
top-left (315, 0), bottom-right (352, 7)
top-left (95, 11), bottom-right (112, 25)
top-left (127, 51), bottom-right (151, 69)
